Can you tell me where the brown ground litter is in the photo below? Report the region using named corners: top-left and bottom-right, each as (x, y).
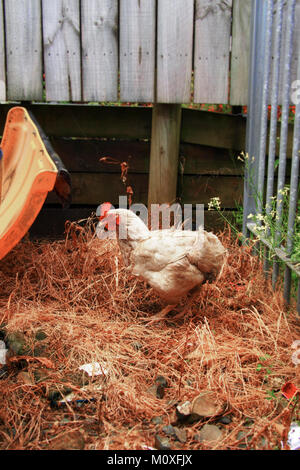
top-left (0, 219), bottom-right (299, 450)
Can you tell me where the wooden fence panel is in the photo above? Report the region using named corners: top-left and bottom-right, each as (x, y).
top-left (230, 0), bottom-right (252, 105)
top-left (0, 0), bottom-right (5, 101)
top-left (42, 0), bottom-right (81, 102)
top-left (81, 0), bottom-right (118, 102)
top-left (156, 0), bottom-right (194, 103)
top-left (4, 0), bottom-right (43, 101)
top-left (194, 0), bottom-right (232, 104)
top-left (120, 0), bottom-right (156, 102)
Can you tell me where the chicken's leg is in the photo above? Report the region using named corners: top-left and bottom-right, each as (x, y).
top-left (143, 304), bottom-right (177, 325)
top-left (169, 286), bottom-right (202, 321)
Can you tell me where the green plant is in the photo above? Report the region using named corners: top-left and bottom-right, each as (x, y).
top-left (208, 151), bottom-right (300, 300)
top-left (256, 355), bottom-right (272, 378)
top-left (208, 152), bottom-right (300, 260)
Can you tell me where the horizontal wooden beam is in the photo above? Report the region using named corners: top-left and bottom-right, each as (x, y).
top-left (49, 137), bottom-right (244, 175)
top-left (46, 172), bottom-right (243, 208)
top-left (29, 206), bottom-right (236, 239)
top-left (0, 104), bottom-right (294, 154)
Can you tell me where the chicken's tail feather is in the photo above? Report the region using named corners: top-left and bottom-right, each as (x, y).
top-left (187, 229), bottom-right (228, 282)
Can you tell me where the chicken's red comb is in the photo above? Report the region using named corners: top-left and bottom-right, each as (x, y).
top-left (99, 202), bottom-right (113, 220)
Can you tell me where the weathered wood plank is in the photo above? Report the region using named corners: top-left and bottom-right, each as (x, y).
top-left (0, 0), bottom-right (6, 101)
top-left (81, 0), bottom-right (118, 102)
top-left (46, 172), bottom-right (243, 209)
top-left (42, 0), bottom-right (81, 102)
top-left (157, 0), bottom-right (194, 103)
top-left (0, 104), bottom-right (295, 154)
top-left (194, 0), bottom-right (232, 104)
top-left (120, 0), bottom-right (156, 102)
top-left (29, 207), bottom-right (235, 239)
top-left (0, 104), bottom-right (153, 139)
top-left (4, 0), bottom-right (43, 100)
top-left (46, 173), bottom-right (149, 206)
top-left (181, 175), bottom-right (243, 207)
top-left (49, 137), bottom-right (244, 175)
top-left (230, 0), bottom-right (252, 105)
top-left (148, 104), bottom-right (182, 205)
top-left (181, 108), bottom-right (246, 150)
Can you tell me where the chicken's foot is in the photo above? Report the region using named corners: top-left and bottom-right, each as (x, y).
top-left (143, 304), bottom-right (177, 325)
top-left (169, 290), bottom-right (200, 321)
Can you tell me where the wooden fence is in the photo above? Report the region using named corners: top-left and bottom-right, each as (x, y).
top-left (0, 0), bottom-right (298, 237)
top-left (0, 0), bottom-right (253, 105)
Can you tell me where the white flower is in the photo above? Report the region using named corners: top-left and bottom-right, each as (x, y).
top-left (208, 197), bottom-right (221, 211)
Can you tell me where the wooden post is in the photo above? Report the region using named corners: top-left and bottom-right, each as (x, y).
top-left (148, 104), bottom-right (182, 207)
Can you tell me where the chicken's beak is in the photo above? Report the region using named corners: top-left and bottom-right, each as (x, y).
top-left (98, 213), bottom-right (117, 231)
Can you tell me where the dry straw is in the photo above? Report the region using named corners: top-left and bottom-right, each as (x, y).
top-left (0, 218), bottom-right (299, 450)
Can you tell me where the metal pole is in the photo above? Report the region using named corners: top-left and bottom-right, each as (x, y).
top-left (272, 0), bottom-right (296, 288)
top-left (243, 0), bottom-right (269, 236)
top-left (264, 0), bottom-right (284, 275)
top-left (257, 0), bottom-right (274, 216)
top-left (283, 38), bottom-right (300, 305)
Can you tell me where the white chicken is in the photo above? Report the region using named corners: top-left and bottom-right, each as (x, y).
top-left (97, 208), bottom-right (227, 321)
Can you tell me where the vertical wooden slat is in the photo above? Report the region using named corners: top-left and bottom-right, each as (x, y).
top-left (194, 0), bottom-right (232, 104)
top-left (81, 0), bottom-right (118, 102)
top-left (0, 0), bottom-right (6, 101)
top-left (5, 0), bottom-right (43, 101)
top-left (120, 0), bottom-right (156, 102)
top-left (157, 0), bottom-right (194, 103)
top-left (42, 0), bottom-right (81, 102)
top-left (230, 0), bottom-right (252, 105)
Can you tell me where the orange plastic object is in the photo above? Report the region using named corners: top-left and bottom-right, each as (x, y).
top-left (0, 107), bottom-right (58, 260)
top-left (281, 382), bottom-right (299, 400)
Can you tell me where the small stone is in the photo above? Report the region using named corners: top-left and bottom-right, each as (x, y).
top-left (154, 434), bottom-right (171, 450)
top-left (17, 371), bottom-right (34, 385)
top-left (47, 429), bottom-right (85, 450)
top-left (6, 332), bottom-right (31, 356)
top-left (162, 425), bottom-right (176, 437)
top-left (176, 401), bottom-right (192, 421)
top-left (151, 416), bottom-right (163, 425)
top-left (191, 392), bottom-right (223, 419)
top-left (35, 330), bottom-right (47, 341)
top-left (174, 427), bottom-right (187, 443)
top-left (198, 424), bottom-right (223, 443)
top-left (218, 415), bottom-right (232, 425)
